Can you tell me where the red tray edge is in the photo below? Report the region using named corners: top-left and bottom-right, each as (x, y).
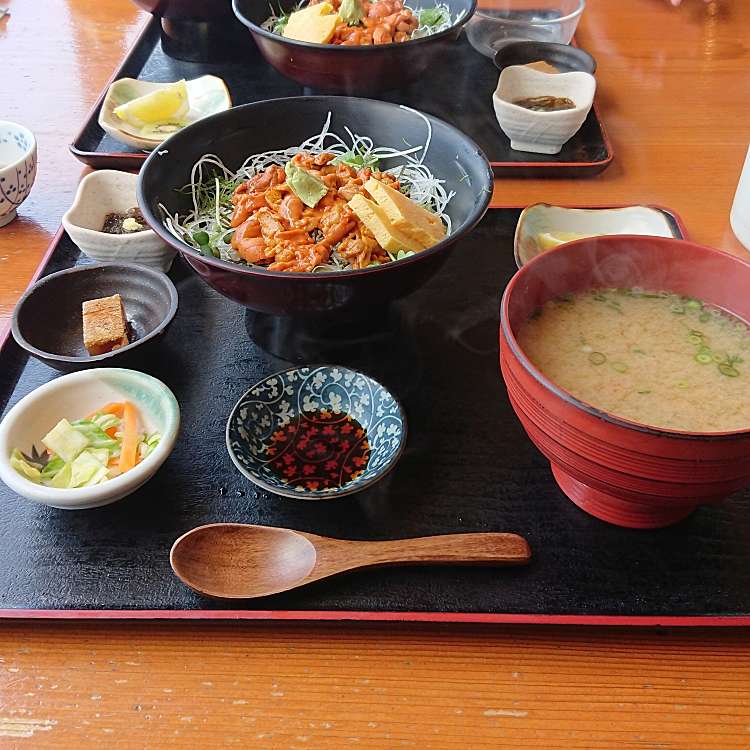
top-left (1, 206), bottom-right (711, 627)
top-left (0, 609), bottom-right (747, 626)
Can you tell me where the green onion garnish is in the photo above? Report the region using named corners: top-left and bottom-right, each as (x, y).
top-left (695, 352), bottom-right (713, 364)
top-left (589, 352), bottom-right (606, 365)
top-left (719, 363), bottom-right (740, 377)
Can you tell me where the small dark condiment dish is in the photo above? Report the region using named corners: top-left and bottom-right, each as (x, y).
top-left (494, 41), bottom-right (596, 74)
top-left (232, 0), bottom-right (476, 94)
top-left (11, 263), bottom-right (178, 372)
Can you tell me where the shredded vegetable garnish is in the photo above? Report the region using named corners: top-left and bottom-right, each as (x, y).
top-left (10, 402), bottom-right (161, 489)
top-left (160, 108), bottom-right (455, 271)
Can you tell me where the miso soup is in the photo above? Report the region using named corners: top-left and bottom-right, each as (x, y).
top-left (517, 288), bottom-right (750, 432)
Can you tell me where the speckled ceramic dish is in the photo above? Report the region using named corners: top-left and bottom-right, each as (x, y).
top-left (98, 75), bottom-right (231, 150)
top-left (493, 65), bottom-right (595, 154)
top-left (0, 368), bottom-right (180, 510)
top-left (226, 366), bottom-right (406, 499)
top-left (62, 170), bottom-right (176, 271)
top-left (0, 121), bottom-right (37, 227)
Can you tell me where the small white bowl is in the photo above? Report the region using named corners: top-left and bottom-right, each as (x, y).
top-left (62, 170), bottom-right (176, 271)
top-left (0, 368), bottom-right (180, 510)
top-left (0, 121), bottom-right (37, 227)
top-left (493, 65), bottom-right (596, 154)
top-left (514, 203), bottom-right (680, 267)
top-left (99, 75), bottom-right (231, 151)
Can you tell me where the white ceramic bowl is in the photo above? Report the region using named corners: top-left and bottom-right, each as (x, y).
top-left (98, 75), bottom-right (232, 151)
top-left (62, 170), bottom-right (176, 271)
top-left (0, 368), bottom-right (180, 510)
top-left (492, 65), bottom-right (596, 154)
top-left (0, 121), bottom-right (37, 228)
top-left (514, 203), bottom-right (680, 267)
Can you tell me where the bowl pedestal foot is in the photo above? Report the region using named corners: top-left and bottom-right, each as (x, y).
top-left (551, 464), bottom-right (698, 529)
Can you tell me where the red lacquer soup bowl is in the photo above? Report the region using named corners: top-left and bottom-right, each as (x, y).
top-left (499, 235), bottom-right (750, 529)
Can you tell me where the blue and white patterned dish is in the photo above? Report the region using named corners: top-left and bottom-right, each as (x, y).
top-left (226, 366), bottom-right (406, 500)
top-left (0, 121), bottom-right (37, 228)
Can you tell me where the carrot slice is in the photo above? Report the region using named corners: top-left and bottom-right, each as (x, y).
top-left (118, 401), bottom-right (139, 474)
top-left (105, 426), bottom-right (118, 438)
top-left (85, 402), bottom-right (125, 420)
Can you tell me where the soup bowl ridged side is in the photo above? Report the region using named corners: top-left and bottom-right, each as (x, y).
top-left (499, 234), bottom-right (750, 529)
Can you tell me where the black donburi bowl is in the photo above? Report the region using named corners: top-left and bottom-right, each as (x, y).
top-left (137, 96), bottom-right (493, 318)
top-left (232, 0), bottom-right (476, 95)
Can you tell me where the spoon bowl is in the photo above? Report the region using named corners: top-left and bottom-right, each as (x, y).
top-left (170, 523), bottom-right (531, 599)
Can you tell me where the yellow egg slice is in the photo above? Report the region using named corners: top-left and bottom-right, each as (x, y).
top-left (114, 80), bottom-right (189, 130)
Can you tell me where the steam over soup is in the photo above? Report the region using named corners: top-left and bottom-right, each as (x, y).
top-left (517, 288), bottom-right (750, 432)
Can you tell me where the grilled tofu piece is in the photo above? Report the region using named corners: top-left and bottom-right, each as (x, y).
top-left (82, 294), bottom-right (130, 356)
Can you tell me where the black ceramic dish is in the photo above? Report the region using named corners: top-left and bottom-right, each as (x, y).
top-left (11, 262), bottom-right (178, 372)
top-left (232, 0), bottom-right (476, 94)
top-left (137, 96), bottom-right (493, 318)
top-left (494, 40), bottom-right (596, 74)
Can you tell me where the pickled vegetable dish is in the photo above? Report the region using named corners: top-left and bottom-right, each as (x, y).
top-left (10, 402), bottom-right (160, 488)
top-left (518, 288), bottom-right (750, 432)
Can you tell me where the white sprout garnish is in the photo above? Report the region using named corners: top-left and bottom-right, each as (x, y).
top-left (160, 107), bottom-right (455, 271)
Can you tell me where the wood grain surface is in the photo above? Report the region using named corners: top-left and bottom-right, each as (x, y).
top-left (1, 0), bottom-right (750, 747)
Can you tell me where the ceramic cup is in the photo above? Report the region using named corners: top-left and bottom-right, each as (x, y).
top-left (0, 121), bottom-right (37, 227)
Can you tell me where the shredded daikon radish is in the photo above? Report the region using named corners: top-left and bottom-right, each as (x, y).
top-left (160, 109), bottom-right (455, 270)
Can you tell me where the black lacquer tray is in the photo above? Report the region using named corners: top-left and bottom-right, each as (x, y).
top-left (70, 17), bottom-right (613, 178)
top-left (4, 207), bottom-right (749, 625)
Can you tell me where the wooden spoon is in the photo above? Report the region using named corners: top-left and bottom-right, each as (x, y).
top-left (170, 523), bottom-right (531, 599)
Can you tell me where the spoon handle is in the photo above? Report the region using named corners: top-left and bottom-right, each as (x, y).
top-left (340, 533), bottom-right (531, 568)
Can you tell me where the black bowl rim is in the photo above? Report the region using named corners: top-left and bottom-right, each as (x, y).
top-left (232, 0), bottom-right (477, 53)
top-left (225, 363), bottom-right (408, 499)
top-left (137, 95), bottom-right (494, 281)
top-left (11, 261), bottom-right (179, 365)
top-left (493, 40), bottom-right (597, 74)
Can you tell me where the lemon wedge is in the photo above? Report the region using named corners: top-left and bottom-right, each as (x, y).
top-left (114, 81), bottom-right (189, 130)
top-left (535, 231), bottom-right (594, 251)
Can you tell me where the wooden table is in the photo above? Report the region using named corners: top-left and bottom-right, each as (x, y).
top-left (1, 0), bottom-right (750, 746)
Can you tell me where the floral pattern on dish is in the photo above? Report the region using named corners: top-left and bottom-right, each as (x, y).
top-left (226, 366), bottom-right (406, 499)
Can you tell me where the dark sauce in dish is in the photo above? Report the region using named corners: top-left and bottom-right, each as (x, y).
top-left (267, 410), bottom-right (371, 491)
top-left (102, 207), bottom-right (147, 234)
top-left (513, 96), bottom-right (576, 112)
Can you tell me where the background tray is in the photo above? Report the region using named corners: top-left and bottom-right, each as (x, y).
top-left (70, 17), bottom-right (613, 178)
top-left (5, 207), bottom-right (748, 626)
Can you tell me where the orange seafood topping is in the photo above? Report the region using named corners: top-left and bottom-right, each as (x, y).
top-left (230, 152), bottom-right (400, 272)
top-left (311, 0), bottom-right (420, 45)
